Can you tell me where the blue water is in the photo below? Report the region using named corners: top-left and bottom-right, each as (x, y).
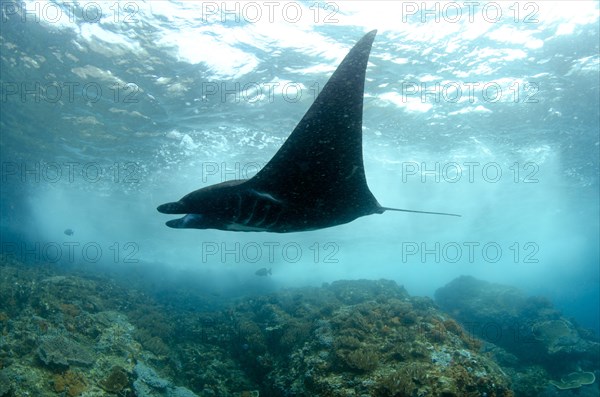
top-left (1, 2), bottom-right (598, 332)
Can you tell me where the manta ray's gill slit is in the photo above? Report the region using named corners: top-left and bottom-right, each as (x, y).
top-left (252, 204), bottom-right (272, 227)
top-left (251, 190), bottom-right (281, 203)
top-left (233, 193), bottom-right (243, 223)
top-left (263, 209), bottom-right (283, 229)
top-left (248, 197), bottom-right (273, 227)
top-left (241, 196), bottom-right (259, 226)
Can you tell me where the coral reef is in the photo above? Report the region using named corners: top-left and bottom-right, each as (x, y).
top-left (1, 256), bottom-right (597, 397)
top-left (133, 361), bottom-right (199, 397)
top-left (237, 279), bottom-right (514, 397)
top-left (0, 369), bottom-right (11, 397)
top-left (550, 371), bottom-right (596, 390)
top-left (435, 275), bottom-right (599, 396)
top-left (341, 347), bottom-right (379, 372)
top-left (98, 365), bottom-right (130, 393)
top-left (52, 370), bottom-right (87, 396)
top-left (233, 391), bottom-right (259, 397)
top-left (532, 319), bottom-right (582, 354)
top-left (135, 362), bottom-right (172, 389)
top-left (37, 334), bottom-right (94, 368)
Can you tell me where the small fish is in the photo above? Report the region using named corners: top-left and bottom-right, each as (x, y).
top-left (64, 229), bottom-right (74, 236)
top-left (255, 268), bottom-right (271, 277)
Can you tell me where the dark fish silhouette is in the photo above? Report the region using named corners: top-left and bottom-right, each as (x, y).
top-left (158, 30), bottom-right (459, 233)
top-left (64, 229), bottom-right (74, 236)
top-left (255, 268), bottom-right (272, 277)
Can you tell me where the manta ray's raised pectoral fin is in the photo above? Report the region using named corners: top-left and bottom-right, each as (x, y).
top-left (248, 30), bottom-right (380, 214)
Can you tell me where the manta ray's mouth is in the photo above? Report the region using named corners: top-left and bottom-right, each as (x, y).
top-left (182, 213), bottom-right (202, 225)
top-left (165, 218), bottom-right (183, 228)
top-left (165, 214), bottom-right (202, 228)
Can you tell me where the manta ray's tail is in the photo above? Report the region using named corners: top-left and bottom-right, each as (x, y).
top-left (380, 207), bottom-right (461, 217)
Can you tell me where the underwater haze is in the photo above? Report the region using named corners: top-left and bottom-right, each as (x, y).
top-left (1, 0), bottom-right (599, 337)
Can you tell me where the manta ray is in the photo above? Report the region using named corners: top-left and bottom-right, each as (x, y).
top-left (158, 30), bottom-right (459, 233)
